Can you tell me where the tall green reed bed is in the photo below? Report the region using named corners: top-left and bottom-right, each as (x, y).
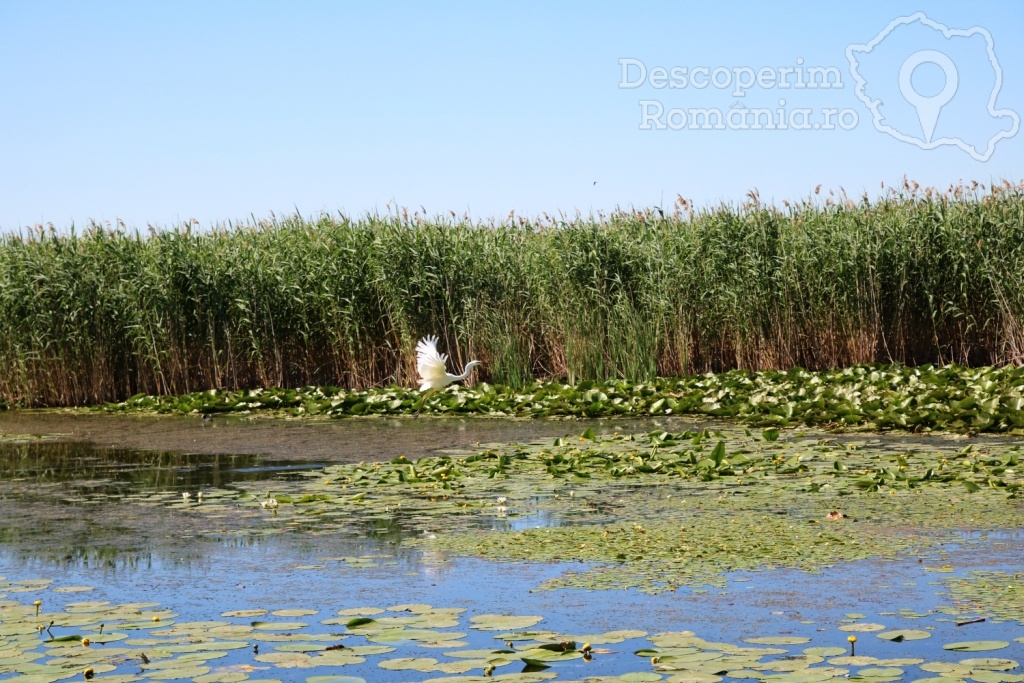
top-left (2, 181), bottom-right (1024, 407)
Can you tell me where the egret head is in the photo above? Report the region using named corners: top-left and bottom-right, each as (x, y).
top-left (465, 360), bottom-right (482, 372)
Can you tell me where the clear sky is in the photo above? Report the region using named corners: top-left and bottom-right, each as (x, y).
top-left (0, 1), bottom-right (1021, 231)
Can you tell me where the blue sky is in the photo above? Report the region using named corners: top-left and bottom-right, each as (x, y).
top-left (0, 1), bottom-right (1021, 230)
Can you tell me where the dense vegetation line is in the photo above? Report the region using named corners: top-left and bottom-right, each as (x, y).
top-left (2, 180), bottom-right (1024, 407)
top-left (105, 363), bottom-right (1024, 434)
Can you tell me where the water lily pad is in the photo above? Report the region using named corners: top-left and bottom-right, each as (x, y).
top-left (658, 652), bottom-right (723, 664)
top-left (968, 673), bottom-right (1024, 683)
top-left (444, 648), bottom-right (515, 659)
top-left (63, 601), bottom-right (111, 612)
top-left (367, 628), bottom-right (467, 644)
top-left (744, 637), bottom-right (811, 645)
top-left (437, 659), bottom-right (494, 674)
top-left (418, 640), bottom-right (470, 649)
top-left (756, 655), bottom-right (824, 672)
top-left (856, 667), bottom-right (905, 678)
top-left (273, 643), bottom-right (332, 652)
top-left (758, 672), bottom-right (835, 683)
top-left (255, 652), bottom-right (315, 667)
top-left (336, 607), bottom-right (384, 616)
top-left (470, 615), bottom-right (544, 631)
top-left (663, 672), bottom-right (723, 683)
top-left (253, 621), bottom-right (309, 631)
top-left (207, 625), bottom-right (255, 637)
top-left (943, 642), bottom-right (1010, 652)
top-left (378, 656), bottom-right (440, 671)
top-left (162, 641), bottom-right (250, 652)
top-left (193, 673), bottom-right (250, 683)
top-left (519, 647), bottom-right (582, 664)
top-left (958, 659), bottom-right (1019, 670)
top-left (343, 645), bottom-right (396, 656)
top-left (311, 651), bottom-right (366, 667)
top-left (598, 629), bottom-right (649, 642)
top-left (147, 665), bottom-right (212, 679)
top-left (838, 623), bottom-right (886, 633)
top-left (649, 632), bottom-right (698, 647)
top-left (388, 603), bottom-right (434, 613)
top-left (272, 609), bottom-right (318, 617)
top-left (221, 609), bottom-right (268, 618)
top-left (828, 657), bottom-right (881, 666)
top-left (877, 630), bottom-right (930, 641)
top-left (422, 673), bottom-right (556, 683)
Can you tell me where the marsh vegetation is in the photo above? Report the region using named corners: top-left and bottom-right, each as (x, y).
top-left (3, 183), bottom-right (1024, 683)
top-left (1, 423), bottom-right (1023, 683)
top-left (2, 181), bottom-right (1024, 407)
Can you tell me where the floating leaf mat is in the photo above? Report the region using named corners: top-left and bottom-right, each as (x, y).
top-left (2, 589), bottom-right (1022, 683)
top-left (50, 423), bottom-right (1024, 594)
top-left (3, 414), bottom-right (1024, 682)
top-left (105, 363), bottom-right (1024, 434)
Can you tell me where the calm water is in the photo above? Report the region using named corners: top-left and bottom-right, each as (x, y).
top-left (0, 414), bottom-right (1022, 682)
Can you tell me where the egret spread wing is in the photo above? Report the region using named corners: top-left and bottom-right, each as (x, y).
top-left (416, 335), bottom-right (450, 390)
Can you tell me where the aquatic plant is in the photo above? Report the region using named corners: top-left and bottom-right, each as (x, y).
top-left (2, 181), bottom-right (1024, 406)
top-left (55, 424), bottom-right (1020, 593)
top-left (107, 363), bottom-right (1024, 434)
top-left (1, 583), bottom-right (1022, 683)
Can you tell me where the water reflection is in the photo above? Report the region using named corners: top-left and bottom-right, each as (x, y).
top-left (2, 419), bottom-right (1024, 683)
top-left (0, 410), bottom-right (705, 462)
top-left (0, 441), bottom-right (323, 495)
top-left (0, 437), bottom-right (489, 574)
top-left (0, 413), bottom-right (725, 571)
top-left (3, 420), bottom-right (1022, 580)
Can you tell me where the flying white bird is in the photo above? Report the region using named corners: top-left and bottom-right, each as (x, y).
top-left (415, 335), bottom-right (481, 416)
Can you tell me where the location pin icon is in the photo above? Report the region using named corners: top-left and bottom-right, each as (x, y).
top-left (899, 50), bottom-right (958, 143)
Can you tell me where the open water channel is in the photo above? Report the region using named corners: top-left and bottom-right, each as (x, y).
top-left (0, 412), bottom-right (1021, 683)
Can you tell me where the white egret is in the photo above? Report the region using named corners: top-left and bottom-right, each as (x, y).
top-left (415, 335), bottom-right (481, 416)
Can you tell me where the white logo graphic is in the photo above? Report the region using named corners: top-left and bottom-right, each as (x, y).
top-left (847, 13), bottom-right (1019, 161)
